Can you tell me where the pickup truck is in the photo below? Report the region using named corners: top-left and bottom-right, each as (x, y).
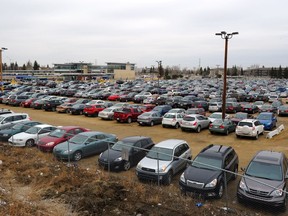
top-left (114, 107), bottom-right (143, 123)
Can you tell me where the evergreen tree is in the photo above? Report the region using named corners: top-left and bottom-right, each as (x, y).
top-left (22, 64), bottom-right (26, 70)
top-left (33, 61), bottom-right (40, 70)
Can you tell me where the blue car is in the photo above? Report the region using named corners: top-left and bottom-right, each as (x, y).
top-left (257, 112), bottom-right (277, 130)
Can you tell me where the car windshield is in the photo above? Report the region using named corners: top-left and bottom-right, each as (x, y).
top-left (69, 134), bottom-right (88, 145)
top-left (0, 116), bottom-right (5, 122)
top-left (12, 124), bottom-right (26, 130)
top-left (112, 140), bottom-right (135, 151)
top-left (245, 161), bottom-right (283, 181)
top-left (238, 122), bottom-right (253, 127)
top-left (210, 113), bottom-right (222, 119)
top-left (49, 128), bottom-right (66, 138)
top-left (146, 147), bottom-right (173, 161)
top-left (140, 112), bottom-right (151, 117)
top-left (257, 114), bottom-right (271, 120)
top-left (192, 155), bottom-right (222, 170)
top-left (25, 127), bottom-right (41, 134)
top-left (164, 113), bottom-right (176, 118)
top-left (183, 116), bottom-right (195, 121)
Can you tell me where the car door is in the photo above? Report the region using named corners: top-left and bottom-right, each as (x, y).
top-left (37, 127), bottom-right (55, 141)
top-left (130, 140), bottom-right (145, 166)
top-left (173, 144), bottom-right (189, 174)
top-left (81, 135), bottom-right (98, 156)
top-left (224, 150), bottom-right (236, 182)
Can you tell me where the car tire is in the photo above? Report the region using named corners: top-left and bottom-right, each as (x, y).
top-left (196, 126), bottom-right (201, 133)
top-left (255, 133), bottom-right (259, 140)
top-left (281, 192), bottom-right (287, 212)
top-left (123, 161), bottom-right (131, 171)
top-left (175, 123), bottom-right (180, 129)
top-left (127, 117), bottom-right (132, 124)
top-left (52, 107), bottom-right (56, 112)
top-left (73, 151), bottom-right (82, 161)
top-left (79, 111), bottom-right (83, 115)
top-left (25, 139), bottom-right (35, 147)
top-left (236, 134), bottom-right (241, 138)
top-left (217, 181), bottom-right (224, 199)
top-left (225, 129), bottom-right (229, 135)
top-left (164, 171), bottom-right (173, 185)
top-left (150, 121), bottom-right (154, 127)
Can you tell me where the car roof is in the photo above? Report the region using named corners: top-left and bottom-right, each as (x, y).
top-left (253, 150), bottom-right (284, 165)
top-left (0, 113), bottom-right (28, 117)
top-left (57, 126), bottom-right (86, 130)
top-left (198, 144), bottom-right (232, 158)
top-left (121, 136), bottom-right (151, 142)
top-left (155, 139), bottom-right (187, 149)
top-left (239, 119), bottom-right (256, 123)
top-left (33, 124), bottom-right (54, 128)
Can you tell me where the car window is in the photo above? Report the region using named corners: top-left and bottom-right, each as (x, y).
top-left (174, 146), bottom-right (181, 157)
top-left (225, 151), bottom-right (235, 167)
top-left (95, 134), bottom-right (106, 140)
top-left (3, 116), bottom-right (13, 123)
top-left (140, 139), bottom-right (149, 148)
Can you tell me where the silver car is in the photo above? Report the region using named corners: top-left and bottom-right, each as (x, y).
top-left (137, 111), bottom-right (162, 126)
top-left (180, 114), bottom-right (211, 133)
top-left (98, 107), bottom-right (120, 120)
top-left (136, 139), bottom-right (192, 185)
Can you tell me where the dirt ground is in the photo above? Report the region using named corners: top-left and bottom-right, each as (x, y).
top-left (1, 103), bottom-right (288, 216)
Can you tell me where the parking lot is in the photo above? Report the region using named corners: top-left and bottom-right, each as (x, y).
top-left (1, 103), bottom-right (288, 214)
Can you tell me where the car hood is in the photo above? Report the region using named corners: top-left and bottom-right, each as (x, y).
top-left (184, 165), bottom-right (222, 184)
top-left (138, 156), bottom-right (172, 170)
top-left (9, 132), bottom-right (35, 141)
top-left (38, 136), bottom-right (63, 145)
top-left (243, 176), bottom-right (284, 193)
top-left (99, 149), bottom-right (122, 162)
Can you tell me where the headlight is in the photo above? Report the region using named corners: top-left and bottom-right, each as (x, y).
top-left (136, 163), bottom-right (142, 170)
top-left (45, 142), bottom-right (55, 146)
top-left (3, 134), bottom-right (8, 137)
top-left (180, 172), bottom-right (185, 183)
top-left (239, 179), bottom-right (247, 191)
top-left (114, 157), bottom-right (122, 162)
top-left (271, 189), bottom-right (283, 197)
top-left (63, 149), bottom-right (73, 154)
top-left (99, 153), bottom-right (103, 158)
top-left (205, 179), bottom-right (217, 188)
top-left (158, 165), bottom-right (167, 173)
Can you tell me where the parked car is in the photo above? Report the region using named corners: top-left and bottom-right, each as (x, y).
top-left (42, 98), bottom-right (66, 111)
top-left (256, 112), bottom-right (277, 130)
top-left (180, 114), bottom-right (210, 133)
top-left (98, 136), bottom-right (154, 171)
top-left (0, 113), bottom-right (31, 130)
top-left (241, 104), bottom-right (259, 114)
top-left (237, 150), bottom-right (287, 211)
top-left (98, 107), bottom-right (121, 120)
top-left (225, 102), bottom-right (242, 113)
top-left (21, 98), bottom-right (37, 108)
top-left (235, 119), bottom-right (264, 139)
top-left (259, 104), bottom-right (278, 114)
top-left (53, 131), bottom-right (118, 161)
top-left (193, 101), bottom-right (209, 111)
top-left (162, 112), bottom-right (184, 128)
top-left (255, 94), bottom-right (269, 102)
top-left (167, 108), bottom-right (186, 114)
top-left (209, 119), bottom-right (236, 135)
top-left (278, 105), bottom-right (288, 116)
top-left (0, 121), bottom-right (42, 142)
top-left (208, 112), bottom-right (230, 123)
top-left (70, 104), bottom-right (86, 115)
top-left (37, 126), bottom-right (89, 152)
top-left (179, 144), bottom-right (239, 199)
top-left (152, 105), bottom-right (172, 116)
top-left (83, 104), bottom-right (106, 117)
top-left (8, 124), bottom-right (57, 147)
top-left (185, 108), bottom-right (206, 116)
top-left (136, 139), bottom-right (192, 185)
top-left (208, 102), bottom-right (222, 112)
top-left (8, 95), bottom-right (30, 106)
top-left (137, 111), bottom-right (162, 126)
top-left (231, 112), bottom-right (253, 125)
top-left (253, 101), bottom-right (264, 110)
top-left (114, 107), bottom-right (143, 123)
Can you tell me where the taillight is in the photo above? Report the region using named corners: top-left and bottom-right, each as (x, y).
top-left (209, 124), bottom-right (213, 128)
top-left (219, 125), bottom-right (225, 129)
top-left (193, 122), bottom-right (197, 126)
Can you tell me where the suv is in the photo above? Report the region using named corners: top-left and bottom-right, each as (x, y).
top-left (235, 119), bottom-right (264, 139)
top-left (0, 113), bottom-right (31, 130)
top-left (237, 150), bottom-right (288, 211)
top-left (162, 112), bottom-right (184, 129)
top-left (98, 136), bottom-right (154, 171)
top-left (179, 144), bottom-right (239, 199)
top-left (136, 139), bottom-right (192, 185)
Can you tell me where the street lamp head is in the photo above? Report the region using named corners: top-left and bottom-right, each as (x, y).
top-left (1, 47), bottom-right (8, 51)
top-left (232, 32), bottom-right (239, 35)
top-left (220, 31), bottom-right (227, 35)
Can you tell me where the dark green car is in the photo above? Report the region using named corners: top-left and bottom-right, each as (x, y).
top-left (53, 131), bottom-right (118, 161)
top-left (209, 119), bottom-right (236, 135)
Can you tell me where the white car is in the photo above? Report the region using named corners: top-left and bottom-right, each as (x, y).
top-left (208, 102), bottom-right (222, 112)
top-left (208, 112), bottom-right (229, 123)
top-left (162, 112), bottom-right (184, 128)
top-left (98, 107), bottom-right (121, 120)
top-left (9, 124), bottom-right (57, 147)
top-left (235, 119), bottom-right (264, 139)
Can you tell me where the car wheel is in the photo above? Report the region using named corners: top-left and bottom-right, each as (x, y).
top-left (175, 123), bottom-right (180, 129)
top-left (281, 192), bottom-right (287, 212)
top-left (123, 161), bottom-right (131, 171)
top-left (236, 134), bottom-right (241, 138)
top-left (79, 111), bottom-right (83, 115)
top-left (73, 151), bottom-right (82, 161)
top-left (217, 181), bottom-right (224, 199)
top-left (127, 117), bottom-right (132, 124)
top-left (95, 113), bottom-right (99, 117)
top-left (232, 166), bottom-right (238, 180)
top-left (52, 107), bottom-right (56, 112)
top-left (225, 129), bottom-right (229, 135)
top-left (162, 124), bottom-right (166, 128)
top-left (164, 171), bottom-right (173, 185)
top-left (25, 139), bottom-right (35, 147)
top-left (196, 125), bottom-right (201, 133)
top-left (255, 133), bottom-right (259, 140)
top-left (150, 121), bottom-right (154, 126)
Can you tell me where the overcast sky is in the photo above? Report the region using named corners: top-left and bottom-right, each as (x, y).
top-left (1, 0), bottom-right (288, 69)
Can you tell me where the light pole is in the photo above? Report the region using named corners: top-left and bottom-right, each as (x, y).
top-left (0, 47), bottom-right (8, 93)
top-left (215, 31), bottom-right (238, 120)
top-left (156, 61), bottom-right (162, 95)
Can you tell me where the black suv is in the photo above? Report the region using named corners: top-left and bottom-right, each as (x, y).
top-left (179, 144), bottom-right (239, 199)
top-left (237, 150), bottom-right (288, 211)
top-left (98, 136), bottom-right (154, 171)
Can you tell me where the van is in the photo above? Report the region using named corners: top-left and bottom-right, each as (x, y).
top-left (0, 113), bottom-right (31, 130)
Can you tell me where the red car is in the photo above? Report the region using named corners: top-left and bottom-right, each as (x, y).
top-left (83, 104), bottom-right (106, 117)
top-left (36, 126), bottom-right (89, 152)
top-left (21, 98), bottom-right (37, 108)
top-left (139, 104), bottom-right (156, 112)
